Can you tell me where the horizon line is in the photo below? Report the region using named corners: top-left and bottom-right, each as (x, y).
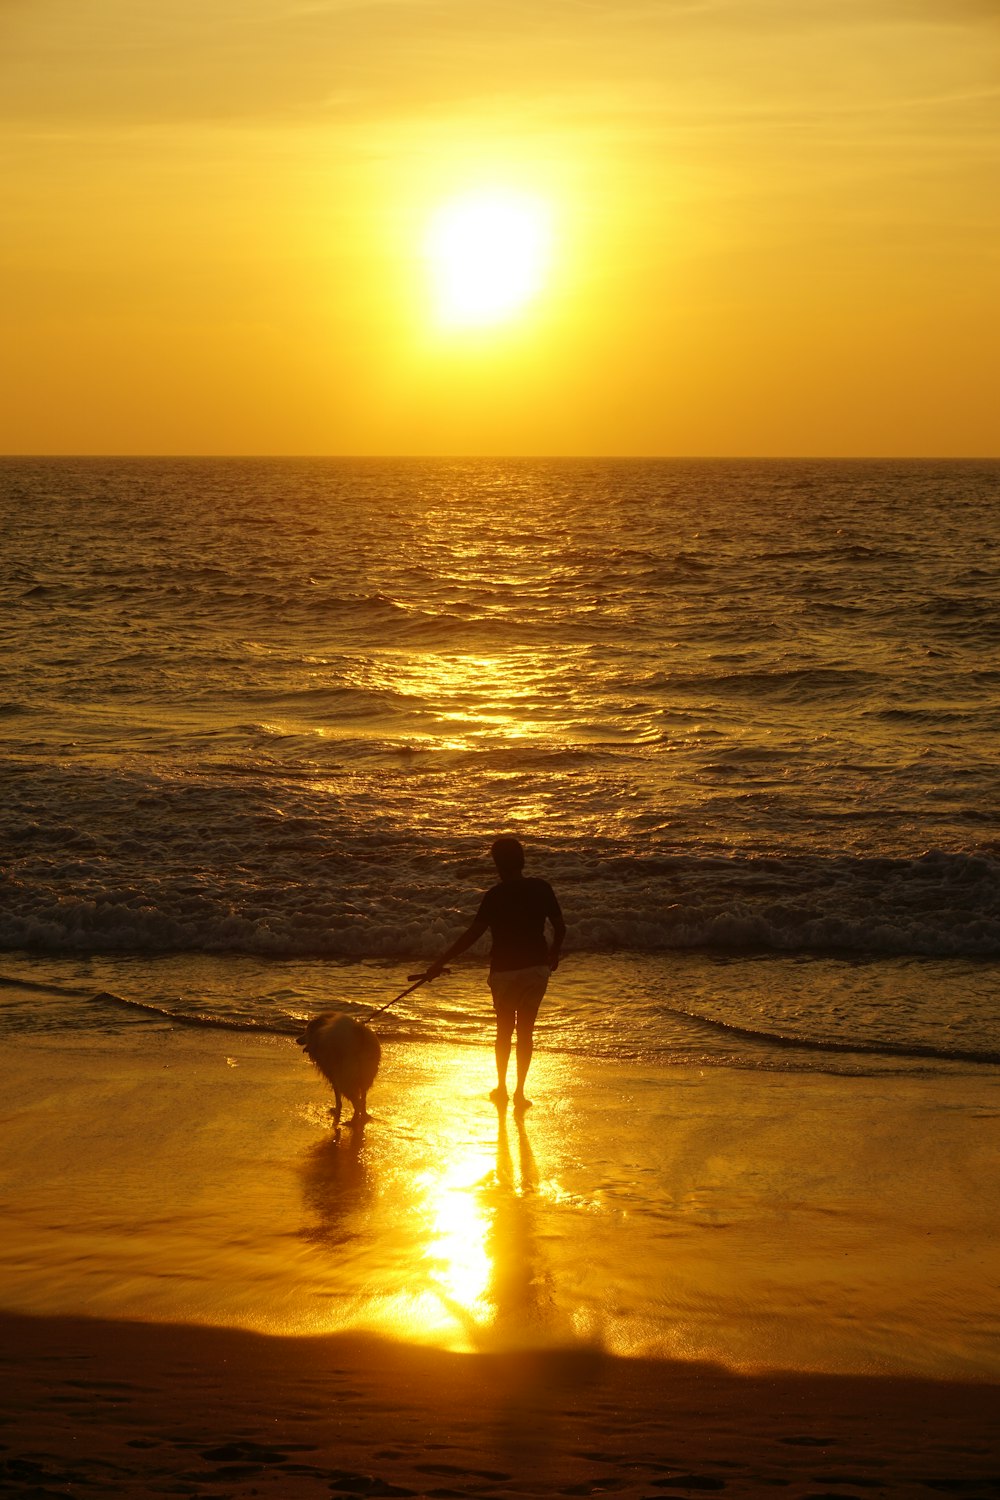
top-left (2, 453), bottom-right (998, 463)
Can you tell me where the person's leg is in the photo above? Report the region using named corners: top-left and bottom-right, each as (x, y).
top-left (493, 1009), bottom-right (515, 1101)
top-left (513, 1021), bottom-right (533, 1103)
top-left (513, 1003), bottom-right (541, 1107)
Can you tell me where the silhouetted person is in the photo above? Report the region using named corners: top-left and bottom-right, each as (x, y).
top-left (420, 837), bottom-right (565, 1110)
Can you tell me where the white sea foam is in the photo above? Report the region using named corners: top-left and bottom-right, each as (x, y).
top-left (1, 795), bottom-right (998, 961)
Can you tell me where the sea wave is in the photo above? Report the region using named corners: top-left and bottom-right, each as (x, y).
top-left (2, 847), bottom-right (998, 960)
top-left (4, 457), bottom-right (1000, 970)
top-left (661, 1001), bottom-right (1000, 1067)
top-left (89, 989), bottom-right (300, 1035)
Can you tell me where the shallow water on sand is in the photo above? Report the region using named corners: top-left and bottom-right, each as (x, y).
top-left (3, 947), bottom-right (999, 1074)
top-left (3, 1009), bottom-right (998, 1381)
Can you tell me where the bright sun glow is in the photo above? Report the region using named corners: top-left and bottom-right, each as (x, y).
top-left (425, 189), bottom-right (552, 329)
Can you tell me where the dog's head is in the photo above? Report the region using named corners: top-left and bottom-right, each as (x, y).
top-left (295, 1013), bottom-right (342, 1049)
top-left (295, 1015), bottom-right (321, 1048)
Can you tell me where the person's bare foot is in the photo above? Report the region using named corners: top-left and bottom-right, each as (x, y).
top-left (512, 1090), bottom-right (532, 1113)
top-left (490, 1086), bottom-right (509, 1106)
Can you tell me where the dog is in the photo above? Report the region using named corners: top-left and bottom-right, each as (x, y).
top-left (296, 1012), bottom-right (381, 1125)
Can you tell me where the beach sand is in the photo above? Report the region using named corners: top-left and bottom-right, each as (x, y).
top-left (2, 1310), bottom-right (999, 1498)
top-left (2, 1006), bottom-right (999, 1495)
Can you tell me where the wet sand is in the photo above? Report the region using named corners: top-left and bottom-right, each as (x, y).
top-left (2, 1310), bottom-right (998, 1498)
top-left (3, 1022), bottom-right (999, 1381)
top-left (1, 1020), bottom-right (1000, 1374)
top-left (3, 986), bottom-right (1000, 1493)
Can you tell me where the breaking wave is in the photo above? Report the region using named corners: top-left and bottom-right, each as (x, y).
top-left (2, 847), bottom-right (998, 960)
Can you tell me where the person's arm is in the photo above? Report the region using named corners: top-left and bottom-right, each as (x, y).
top-left (547, 888), bottom-right (566, 971)
top-left (420, 916), bottom-right (489, 981)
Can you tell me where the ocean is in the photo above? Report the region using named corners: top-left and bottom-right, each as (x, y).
top-left (2, 456), bottom-right (999, 1377)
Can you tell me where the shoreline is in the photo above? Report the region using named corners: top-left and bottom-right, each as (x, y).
top-left (2, 1310), bottom-right (998, 1498)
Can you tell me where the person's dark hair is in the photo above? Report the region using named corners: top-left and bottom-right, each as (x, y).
top-left (490, 836), bottom-right (525, 874)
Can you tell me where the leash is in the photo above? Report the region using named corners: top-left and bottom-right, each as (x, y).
top-left (364, 969), bottom-right (448, 1024)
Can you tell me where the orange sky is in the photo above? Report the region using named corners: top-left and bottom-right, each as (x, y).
top-left (2, 0), bottom-right (998, 456)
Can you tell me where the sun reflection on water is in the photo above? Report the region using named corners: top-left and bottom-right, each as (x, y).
top-left (347, 649), bottom-right (587, 750)
top-left (418, 1148), bottom-right (494, 1323)
top-left (295, 1051), bottom-right (592, 1352)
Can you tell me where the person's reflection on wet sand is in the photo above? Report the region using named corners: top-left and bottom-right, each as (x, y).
top-left (299, 1128), bottom-right (372, 1249)
top-left (485, 1109), bottom-right (556, 1338)
top-left (482, 1108), bottom-right (601, 1475)
top-left (425, 1109), bottom-right (554, 1348)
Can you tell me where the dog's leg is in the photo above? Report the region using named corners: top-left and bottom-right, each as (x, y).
top-left (332, 1086), bottom-right (342, 1124)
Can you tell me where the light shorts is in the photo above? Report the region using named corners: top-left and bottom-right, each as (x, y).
top-left (489, 964), bottom-right (550, 1022)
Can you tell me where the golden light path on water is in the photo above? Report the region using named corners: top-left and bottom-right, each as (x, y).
top-left (391, 653), bottom-right (552, 749)
top-left (349, 651), bottom-right (565, 751)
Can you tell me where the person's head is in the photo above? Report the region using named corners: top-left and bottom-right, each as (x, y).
top-left (490, 835), bottom-right (525, 878)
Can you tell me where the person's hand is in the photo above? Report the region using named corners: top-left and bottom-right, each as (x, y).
top-left (409, 961), bottom-right (446, 982)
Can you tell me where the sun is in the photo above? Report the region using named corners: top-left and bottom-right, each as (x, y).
top-left (425, 189), bottom-right (552, 329)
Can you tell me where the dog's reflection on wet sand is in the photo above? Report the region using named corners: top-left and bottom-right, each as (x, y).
top-left (298, 1128), bottom-right (373, 1249)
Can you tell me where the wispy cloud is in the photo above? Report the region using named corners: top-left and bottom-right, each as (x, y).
top-left (2, 0), bottom-right (998, 132)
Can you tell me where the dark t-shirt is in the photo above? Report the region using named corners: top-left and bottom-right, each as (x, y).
top-left (475, 876), bottom-right (563, 974)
